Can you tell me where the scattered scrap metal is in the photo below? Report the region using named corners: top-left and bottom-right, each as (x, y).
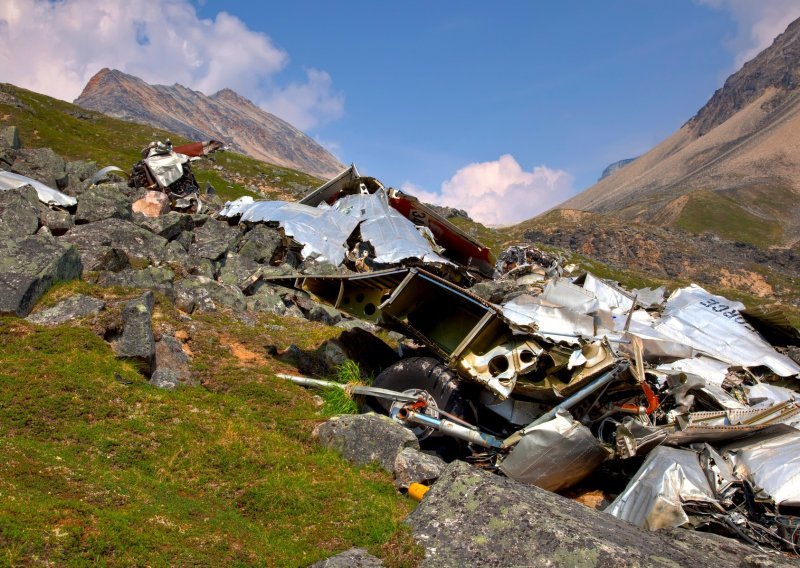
top-left (128, 140), bottom-right (225, 213)
top-left (250, 165), bottom-right (800, 553)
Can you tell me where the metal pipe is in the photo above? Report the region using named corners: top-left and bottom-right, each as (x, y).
top-left (276, 374), bottom-right (345, 390)
top-left (505, 363), bottom-right (629, 446)
top-left (398, 409), bottom-right (503, 449)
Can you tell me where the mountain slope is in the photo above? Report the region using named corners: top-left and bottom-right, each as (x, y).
top-left (556, 16), bottom-right (800, 247)
top-left (74, 69), bottom-right (343, 179)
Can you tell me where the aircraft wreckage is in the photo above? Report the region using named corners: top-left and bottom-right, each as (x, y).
top-left (220, 165), bottom-right (800, 552)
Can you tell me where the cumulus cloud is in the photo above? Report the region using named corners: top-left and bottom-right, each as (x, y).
top-left (403, 154), bottom-right (575, 226)
top-left (0, 0), bottom-right (343, 129)
top-left (698, 0), bottom-right (800, 68)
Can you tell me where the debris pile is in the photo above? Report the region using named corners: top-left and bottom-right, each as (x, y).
top-left (270, 181), bottom-right (800, 553)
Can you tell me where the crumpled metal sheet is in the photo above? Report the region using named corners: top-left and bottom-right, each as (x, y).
top-left (580, 273), bottom-right (635, 313)
top-left (0, 169), bottom-right (77, 207)
top-left (654, 285), bottom-right (800, 377)
top-left (219, 197), bottom-right (360, 264)
top-left (541, 278), bottom-right (600, 314)
top-left (499, 410), bottom-right (608, 491)
top-left (332, 191), bottom-right (452, 265)
top-left (143, 151), bottom-right (189, 188)
top-left (724, 430), bottom-right (800, 506)
top-left (501, 294), bottom-right (595, 344)
top-left (605, 446), bottom-right (717, 530)
top-left (657, 356), bottom-right (730, 387)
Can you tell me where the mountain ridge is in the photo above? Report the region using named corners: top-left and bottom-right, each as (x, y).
top-left (74, 68), bottom-right (343, 179)
top-left (552, 16), bottom-right (800, 248)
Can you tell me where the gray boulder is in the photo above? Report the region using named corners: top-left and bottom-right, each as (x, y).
top-left (173, 275), bottom-right (246, 313)
top-left (0, 235), bottom-right (82, 316)
top-left (218, 251), bottom-right (260, 288)
top-left (189, 217), bottom-right (239, 261)
top-left (0, 185), bottom-right (40, 238)
top-left (149, 369), bottom-right (180, 390)
top-left (114, 291), bottom-right (155, 375)
top-left (11, 147), bottom-right (68, 189)
top-left (60, 218), bottom-right (168, 270)
top-left (153, 335), bottom-right (193, 386)
top-left (312, 413), bottom-right (419, 473)
top-left (136, 211), bottom-right (194, 241)
top-left (393, 448), bottom-right (447, 489)
top-left (245, 285), bottom-right (287, 315)
top-left (26, 294), bottom-right (105, 326)
top-left (406, 460), bottom-right (783, 568)
top-left (309, 548), bottom-right (384, 568)
top-left (0, 126), bottom-right (20, 150)
top-left (40, 208), bottom-right (73, 236)
top-left (75, 185), bottom-right (132, 224)
top-left (237, 224), bottom-right (283, 264)
top-left (98, 266), bottom-right (175, 298)
top-left (308, 304), bottom-right (342, 326)
top-left (162, 240), bottom-right (189, 269)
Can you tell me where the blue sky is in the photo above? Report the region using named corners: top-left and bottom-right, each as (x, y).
top-left (3, 0), bottom-right (799, 224)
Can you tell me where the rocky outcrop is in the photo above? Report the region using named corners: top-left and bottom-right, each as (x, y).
top-left (0, 235), bottom-right (82, 317)
top-left (74, 68), bottom-right (343, 178)
top-left (407, 460), bottom-right (792, 568)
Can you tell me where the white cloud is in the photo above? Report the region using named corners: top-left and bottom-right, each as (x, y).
top-left (404, 154), bottom-right (575, 226)
top-left (698, 0), bottom-right (800, 68)
top-left (0, 0), bottom-right (343, 129)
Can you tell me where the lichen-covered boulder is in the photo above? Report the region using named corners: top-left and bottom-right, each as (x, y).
top-left (136, 211), bottom-right (194, 241)
top-left (75, 185), bottom-right (132, 224)
top-left (26, 294), bottom-right (104, 326)
top-left (0, 235), bottom-right (82, 316)
top-left (0, 185), bottom-right (40, 238)
top-left (189, 217), bottom-right (239, 261)
top-left (309, 548), bottom-right (384, 568)
top-left (40, 208), bottom-right (73, 236)
top-left (153, 335), bottom-right (193, 387)
top-left (173, 275), bottom-right (245, 313)
top-left (60, 218), bottom-right (168, 269)
top-left (11, 147), bottom-right (68, 190)
top-left (114, 291), bottom-right (155, 375)
top-left (218, 251), bottom-right (260, 288)
top-left (98, 266), bottom-right (175, 299)
top-left (393, 447), bottom-right (447, 489)
top-left (406, 460), bottom-right (786, 568)
top-left (237, 224), bottom-right (283, 264)
top-left (312, 413), bottom-right (419, 472)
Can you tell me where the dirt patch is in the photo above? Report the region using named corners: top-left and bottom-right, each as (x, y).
top-left (717, 268), bottom-right (774, 297)
top-left (220, 335), bottom-right (270, 366)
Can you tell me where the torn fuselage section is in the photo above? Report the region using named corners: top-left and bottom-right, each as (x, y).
top-left (221, 164), bottom-right (496, 283)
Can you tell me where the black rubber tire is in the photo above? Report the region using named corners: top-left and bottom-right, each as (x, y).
top-left (368, 357), bottom-right (473, 421)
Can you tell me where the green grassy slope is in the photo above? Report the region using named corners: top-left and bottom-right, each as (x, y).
top-left (674, 190), bottom-right (784, 247)
top-left (0, 283), bottom-right (420, 566)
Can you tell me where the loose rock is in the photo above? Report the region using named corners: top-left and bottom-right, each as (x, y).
top-left (312, 413), bottom-right (419, 473)
top-left (309, 548), bottom-right (384, 568)
top-left (26, 294), bottom-right (105, 326)
top-left (0, 185), bottom-right (40, 238)
top-left (393, 447), bottom-right (447, 489)
top-left (114, 291), bottom-right (156, 375)
top-left (75, 185), bottom-right (132, 224)
top-left (132, 190), bottom-right (170, 218)
top-left (173, 275), bottom-right (246, 313)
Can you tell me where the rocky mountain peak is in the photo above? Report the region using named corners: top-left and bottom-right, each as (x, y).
top-left (75, 69), bottom-right (343, 179)
top-left (688, 15), bottom-right (800, 136)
